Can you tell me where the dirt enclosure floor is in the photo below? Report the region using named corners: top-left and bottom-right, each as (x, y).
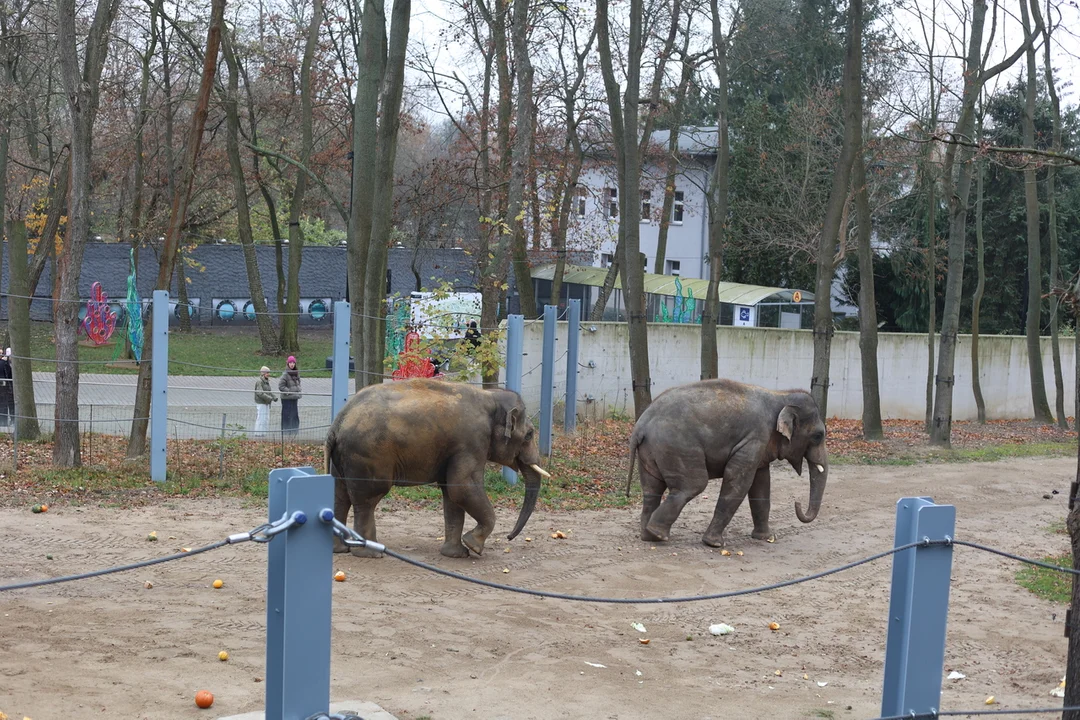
top-left (1, 455), bottom-right (1077, 720)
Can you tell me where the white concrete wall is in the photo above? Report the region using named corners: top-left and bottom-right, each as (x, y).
top-left (501, 321), bottom-right (1077, 422)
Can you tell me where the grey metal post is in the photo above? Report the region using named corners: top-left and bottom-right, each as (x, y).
top-left (219, 413), bottom-right (227, 480)
top-left (263, 466), bottom-right (331, 720)
top-left (331, 300), bottom-right (351, 422)
top-left (150, 289), bottom-right (169, 482)
top-left (501, 314), bottom-right (524, 485)
top-left (564, 298), bottom-right (580, 434)
top-left (880, 496), bottom-right (956, 717)
top-left (539, 305), bottom-right (556, 456)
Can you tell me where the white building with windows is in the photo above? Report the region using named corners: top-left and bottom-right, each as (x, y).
top-left (566, 126), bottom-right (718, 280)
top-left (523, 126), bottom-right (839, 326)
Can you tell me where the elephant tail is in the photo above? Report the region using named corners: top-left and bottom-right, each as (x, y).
top-left (625, 431), bottom-right (642, 498)
top-left (324, 428), bottom-right (335, 476)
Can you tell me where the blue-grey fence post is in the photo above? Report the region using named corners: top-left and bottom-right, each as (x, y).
top-left (331, 300), bottom-right (351, 422)
top-left (539, 305), bottom-right (556, 456)
top-left (880, 496), bottom-right (956, 718)
top-left (564, 298), bottom-right (580, 434)
top-left (264, 465), bottom-right (324, 720)
top-left (150, 290), bottom-right (169, 482)
top-left (501, 314), bottom-right (524, 486)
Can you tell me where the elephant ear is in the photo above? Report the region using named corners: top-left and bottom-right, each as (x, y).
top-left (504, 405), bottom-right (520, 440)
top-left (777, 405), bottom-right (798, 441)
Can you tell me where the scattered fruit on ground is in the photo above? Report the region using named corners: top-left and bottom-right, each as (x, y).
top-left (144, 581), bottom-right (153, 589)
top-left (218, 651), bottom-right (228, 661)
top-left (769, 622), bottom-right (780, 631)
top-left (195, 690), bottom-right (214, 709)
top-left (147, 532), bottom-right (157, 542)
top-left (334, 571), bottom-right (346, 582)
top-left (639, 639), bottom-right (650, 645)
top-left (551, 531), bottom-right (567, 539)
top-left (31, 504), bottom-right (48, 513)
top-left (212, 579), bottom-right (223, 589)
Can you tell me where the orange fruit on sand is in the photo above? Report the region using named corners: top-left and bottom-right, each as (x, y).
top-left (195, 689), bottom-right (214, 709)
top-left (212, 579), bottom-right (223, 589)
top-left (334, 571), bottom-right (346, 582)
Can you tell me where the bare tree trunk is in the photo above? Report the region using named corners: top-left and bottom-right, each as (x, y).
top-left (653, 48), bottom-right (693, 277)
top-left (587, 0), bottom-right (680, 324)
top-left (475, 51), bottom-right (501, 388)
top-left (176, 252), bottom-right (192, 330)
top-left (349, 0), bottom-right (385, 384)
top-left (1020, 0), bottom-right (1053, 424)
top-left (222, 29), bottom-right (280, 356)
top-left (931, 0), bottom-right (1039, 445)
top-left (1066, 488), bottom-right (1080, 720)
top-left (971, 152), bottom-right (987, 423)
top-left (854, 153), bottom-right (882, 439)
top-left (55, 0), bottom-right (120, 467)
top-left (506, 0), bottom-right (537, 319)
top-left (701, 0), bottom-right (732, 381)
top-left (277, 0), bottom-right (321, 354)
top-left (360, 0), bottom-right (410, 386)
top-left (1044, 20), bottom-right (1067, 428)
top-left (6, 220), bottom-right (40, 440)
top-left (550, 155), bottom-right (583, 311)
top-left (597, 0), bottom-right (651, 417)
top-left (810, 0), bottom-right (862, 418)
top-left (127, 0), bottom-right (224, 459)
top-left (28, 156), bottom-right (69, 299)
top-left (924, 157), bottom-right (936, 433)
top-left (590, 255), bottom-right (620, 322)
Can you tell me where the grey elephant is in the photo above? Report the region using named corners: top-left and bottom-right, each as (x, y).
top-left (325, 378), bottom-right (550, 558)
top-left (626, 378), bottom-right (828, 547)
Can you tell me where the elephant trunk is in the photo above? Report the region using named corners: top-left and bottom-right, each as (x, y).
top-left (506, 463), bottom-right (543, 540)
top-left (795, 458), bottom-right (827, 523)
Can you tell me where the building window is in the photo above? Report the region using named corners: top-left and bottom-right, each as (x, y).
top-left (666, 259), bottom-right (681, 276)
top-left (672, 190), bottom-right (685, 224)
top-left (600, 252), bottom-right (614, 268)
top-left (641, 190), bottom-right (651, 222)
top-left (607, 187), bottom-right (618, 218)
top-left (575, 187), bottom-right (586, 217)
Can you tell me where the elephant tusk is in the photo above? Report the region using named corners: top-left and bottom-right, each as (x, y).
top-left (815, 464), bottom-right (825, 473)
top-left (529, 464), bottom-right (552, 479)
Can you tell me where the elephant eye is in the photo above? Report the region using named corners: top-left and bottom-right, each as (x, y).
top-left (525, 429), bottom-right (534, 441)
top-left (812, 431), bottom-right (825, 443)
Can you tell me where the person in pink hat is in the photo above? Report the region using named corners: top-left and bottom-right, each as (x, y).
top-left (277, 355), bottom-right (302, 439)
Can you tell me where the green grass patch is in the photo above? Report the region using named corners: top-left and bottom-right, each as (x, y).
top-left (1016, 553), bottom-right (1073, 604)
top-left (27, 321), bottom-right (334, 376)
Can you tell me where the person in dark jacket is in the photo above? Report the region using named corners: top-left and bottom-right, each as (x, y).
top-left (0, 349), bottom-right (12, 429)
top-left (463, 321), bottom-right (482, 351)
top-left (278, 356), bottom-right (302, 439)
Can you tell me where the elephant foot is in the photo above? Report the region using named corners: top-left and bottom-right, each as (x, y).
top-left (643, 523), bottom-right (669, 542)
top-left (751, 529), bottom-right (776, 543)
top-left (461, 531), bottom-right (486, 556)
top-left (333, 536), bottom-right (349, 553)
top-left (350, 545), bottom-right (385, 559)
top-left (440, 541), bottom-right (471, 558)
top-left (701, 532), bottom-right (726, 548)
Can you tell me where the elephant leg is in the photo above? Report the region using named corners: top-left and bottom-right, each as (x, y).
top-left (643, 455), bottom-right (709, 542)
top-left (347, 480), bottom-right (389, 559)
top-left (439, 485), bottom-right (470, 558)
top-left (639, 467), bottom-right (666, 541)
top-left (333, 477), bottom-right (351, 554)
top-left (748, 466), bottom-right (775, 542)
top-left (446, 458), bottom-right (496, 556)
top-left (702, 457), bottom-right (759, 548)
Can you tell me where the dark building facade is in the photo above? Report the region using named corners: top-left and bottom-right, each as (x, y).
top-left (1, 242), bottom-right (481, 326)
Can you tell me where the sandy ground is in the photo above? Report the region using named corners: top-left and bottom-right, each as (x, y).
top-left (0, 455), bottom-right (1076, 720)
